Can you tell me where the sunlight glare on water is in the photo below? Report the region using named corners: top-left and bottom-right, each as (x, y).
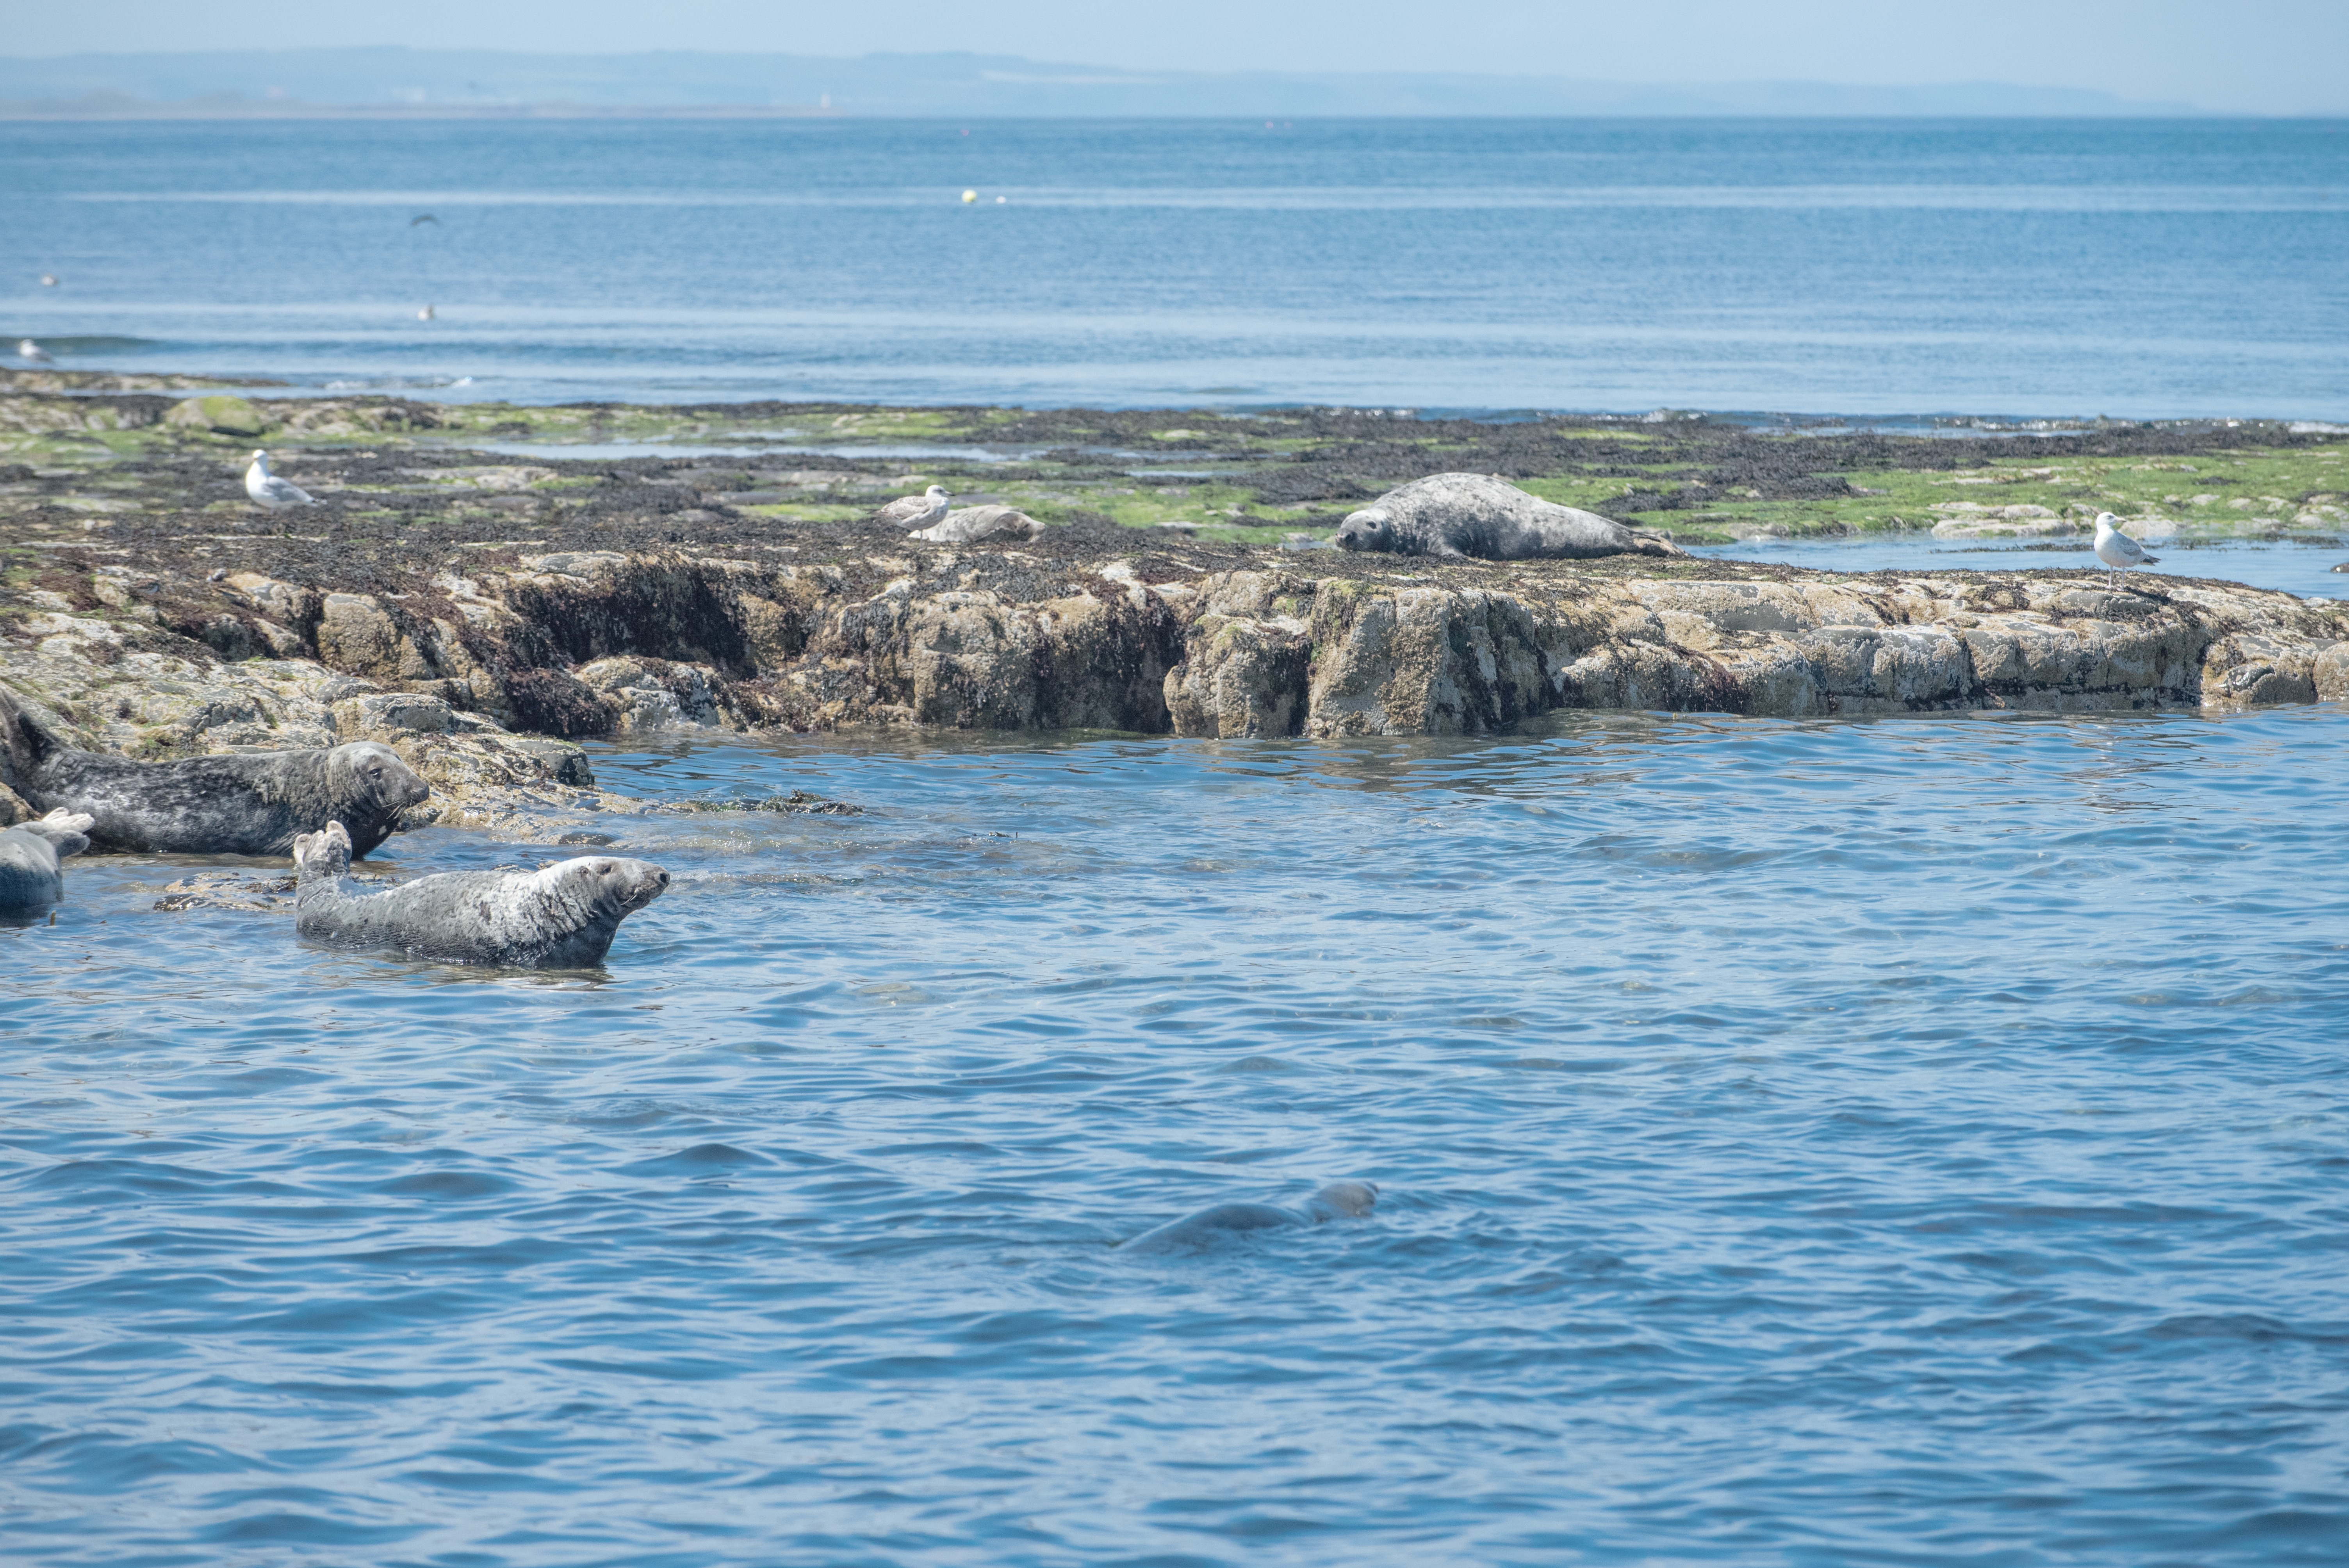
top-left (5, 708), bottom-right (2349, 1564)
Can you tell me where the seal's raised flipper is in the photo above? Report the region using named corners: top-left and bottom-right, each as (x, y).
top-left (16, 808), bottom-right (93, 857)
top-left (293, 819), bottom-right (354, 882)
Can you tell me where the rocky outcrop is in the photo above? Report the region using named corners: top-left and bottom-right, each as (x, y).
top-left (5, 535), bottom-right (2345, 792)
top-left (0, 614), bottom-right (602, 832)
top-left (1160, 572), bottom-right (2347, 734)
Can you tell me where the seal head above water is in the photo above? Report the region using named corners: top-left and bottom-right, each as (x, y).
top-left (1118, 1180), bottom-right (1379, 1254)
top-left (1337, 472), bottom-right (1684, 561)
top-left (293, 820), bottom-right (670, 967)
top-left (2, 691), bottom-right (428, 857)
top-left (0, 808), bottom-right (95, 914)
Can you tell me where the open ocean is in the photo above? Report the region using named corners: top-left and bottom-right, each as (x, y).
top-left (7, 117), bottom-right (2349, 1567)
top-left (2, 116), bottom-right (2347, 417)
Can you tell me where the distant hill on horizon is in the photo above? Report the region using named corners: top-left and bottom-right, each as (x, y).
top-left (0, 46), bottom-right (2211, 119)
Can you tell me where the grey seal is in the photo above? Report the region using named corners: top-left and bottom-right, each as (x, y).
top-left (293, 820), bottom-right (669, 967)
top-left (1118, 1180), bottom-right (1379, 1254)
top-left (910, 504), bottom-right (1048, 544)
top-left (0, 809), bottom-right (94, 914)
top-left (1, 691), bottom-right (428, 858)
top-left (1336, 473), bottom-right (1684, 560)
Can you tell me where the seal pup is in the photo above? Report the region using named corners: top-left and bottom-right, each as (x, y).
top-left (293, 820), bottom-right (670, 967)
top-left (2093, 512), bottom-right (2160, 588)
top-left (0, 809), bottom-right (94, 914)
top-left (871, 484), bottom-right (952, 531)
top-left (0, 692), bottom-right (429, 857)
top-left (244, 450), bottom-right (316, 510)
top-left (1337, 473), bottom-right (1684, 561)
top-left (1118, 1180), bottom-right (1379, 1254)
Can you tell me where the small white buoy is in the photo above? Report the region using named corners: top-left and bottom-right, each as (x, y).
top-left (995, 195), bottom-right (1006, 204)
top-left (961, 189), bottom-right (977, 203)
top-left (39, 273), bottom-right (58, 287)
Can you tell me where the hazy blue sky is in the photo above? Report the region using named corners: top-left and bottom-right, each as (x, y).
top-left (13, 0), bottom-right (2348, 114)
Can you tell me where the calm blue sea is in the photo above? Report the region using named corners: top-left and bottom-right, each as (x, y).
top-left (7, 715), bottom-right (2349, 1566)
top-left (3, 117), bottom-right (2347, 417)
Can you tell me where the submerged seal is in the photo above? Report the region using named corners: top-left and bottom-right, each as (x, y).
top-left (1118, 1180), bottom-right (1379, 1254)
top-left (0, 691), bottom-right (428, 857)
top-left (293, 820), bottom-right (670, 967)
top-left (0, 809), bottom-right (95, 913)
top-left (1336, 473), bottom-right (1684, 561)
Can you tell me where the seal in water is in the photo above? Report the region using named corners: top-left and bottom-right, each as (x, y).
top-left (0, 809), bottom-right (94, 914)
top-left (1336, 472), bottom-right (1685, 561)
top-left (1117, 1180), bottom-right (1379, 1254)
top-left (293, 820), bottom-right (670, 967)
top-left (0, 691), bottom-right (429, 857)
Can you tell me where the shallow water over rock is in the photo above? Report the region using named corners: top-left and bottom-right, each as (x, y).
top-left (7, 712), bottom-right (2349, 1564)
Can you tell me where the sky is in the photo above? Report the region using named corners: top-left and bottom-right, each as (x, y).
top-left (9, 0), bottom-right (2348, 115)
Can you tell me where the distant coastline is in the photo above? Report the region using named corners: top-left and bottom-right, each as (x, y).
top-left (0, 46), bottom-right (2214, 119)
top-left (0, 93), bottom-right (843, 121)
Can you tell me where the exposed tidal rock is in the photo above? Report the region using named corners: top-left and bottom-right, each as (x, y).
top-left (7, 524), bottom-right (2346, 764)
top-left (1162, 573), bottom-right (2349, 732)
top-left (0, 618), bottom-right (602, 835)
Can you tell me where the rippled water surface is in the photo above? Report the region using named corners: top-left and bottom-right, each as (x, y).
top-left (7, 711), bottom-right (2349, 1565)
top-left (6, 117), bottom-right (2347, 414)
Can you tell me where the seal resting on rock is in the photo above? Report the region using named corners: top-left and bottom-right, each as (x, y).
top-left (0, 809), bottom-right (94, 914)
top-left (0, 691), bottom-right (428, 857)
top-left (910, 504), bottom-right (1048, 544)
top-left (1118, 1180), bottom-right (1379, 1254)
top-left (293, 820), bottom-right (670, 967)
top-left (1336, 473), bottom-right (1684, 560)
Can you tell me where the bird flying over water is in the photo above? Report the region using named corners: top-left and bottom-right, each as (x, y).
top-left (871, 484), bottom-right (952, 531)
top-left (18, 339), bottom-right (54, 365)
top-left (244, 450), bottom-right (317, 510)
top-left (411, 214), bottom-right (440, 226)
top-left (2092, 512), bottom-right (2158, 589)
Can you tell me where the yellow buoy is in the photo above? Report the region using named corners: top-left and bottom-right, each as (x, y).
top-left (961, 189), bottom-right (978, 204)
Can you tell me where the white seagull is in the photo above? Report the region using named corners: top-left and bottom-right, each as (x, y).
top-left (245, 449), bottom-right (317, 510)
top-left (417, 305), bottom-right (435, 321)
top-left (872, 484), bottom-right (952, 531)
top-left (2092, 511), bottom-right (2158, 589)
top-left (18, 339), bottom-right (54, 365)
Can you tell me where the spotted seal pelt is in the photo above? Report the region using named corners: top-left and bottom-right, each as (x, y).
top-left (292, 820), bottom-right (670, 967)
top-left (0, 809), bottom-right (94, 913)
top-left (1118, 1180), bottom-right (1379, 1254)
top-left (0, 690), bottom-right (428, 858)
top-left (1336, 473), bottom-right (1685, 560)
top-left (910, 504), bottom-right (1048, 544)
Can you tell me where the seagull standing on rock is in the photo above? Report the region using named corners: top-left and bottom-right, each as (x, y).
top-left (2092, 511), bottom-right (2159, 589)
top-left (245, 449), bottom-right (317, 510)
top-left (871, 484), bottom-right (951, 531)
top-left (18, 339), bottom-right (54, 365)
